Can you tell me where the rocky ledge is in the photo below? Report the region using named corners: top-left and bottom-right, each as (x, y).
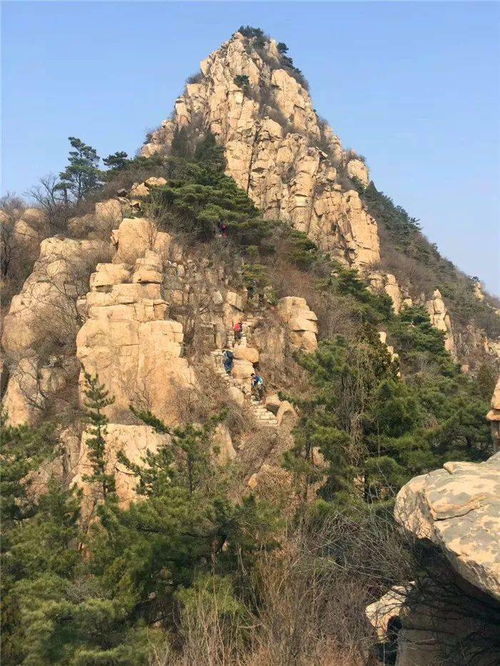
top-left (395, 452), bottom-right (500, 601)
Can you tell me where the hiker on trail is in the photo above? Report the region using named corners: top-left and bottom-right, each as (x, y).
top-left (251, 372), bottom-right (265, 401)
top-left (217, 221), bottom-right (228, 237)
top-left (233, 321), bottom-right (243, 342)
top-left (247, 279), bottom-right (257, 301)
top-left (222, 349), bottom-right (234, 375)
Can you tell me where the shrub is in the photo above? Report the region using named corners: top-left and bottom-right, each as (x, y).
top-left (186, 71), bottom-right (203, 84)
top-left (234, 74), bottom-right (250, 91)
top-left (237, 25), bottom-right (268, 41)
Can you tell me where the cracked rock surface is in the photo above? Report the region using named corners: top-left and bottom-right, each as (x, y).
top-left (395, 452), bottom-right (500, 600)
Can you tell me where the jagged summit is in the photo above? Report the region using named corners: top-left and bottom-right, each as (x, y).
top-left (142, 28), bottom-right (379, 267)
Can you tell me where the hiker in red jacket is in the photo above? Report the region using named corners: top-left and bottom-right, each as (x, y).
top-left (233, 321), bottom-right (243, 342)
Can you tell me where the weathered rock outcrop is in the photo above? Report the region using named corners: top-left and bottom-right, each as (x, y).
top-left (76, 232), bottom-right (195, 424)
top-left (486, 377), bottom-right (500, 452)
top-left (68, 198), bottom-right (125, 238)
top-left (367, 452), bottom-right (500, 665)
top-left (395, 452), bottom-right (500, 601)
top-left (277, 296), bottom-right (318, 352)
top-left (72, 424), bottom-right (168, 508)
top-left (2, 236), bottom-right (110, 424)
top-left (142, 32), bottom-right (379, 267)
top-left (425, 288), bottom-right (455, 355)
top-left (368, 271), bottom-right (412, 314)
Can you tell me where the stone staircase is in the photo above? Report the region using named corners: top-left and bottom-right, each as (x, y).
top-left (210, 318), bottom-right (277, 428)
top-left (224, 316), bottom-right (258, 349)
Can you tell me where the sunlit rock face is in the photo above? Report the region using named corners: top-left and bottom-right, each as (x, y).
top-left (141, 31), bottom-right (379, 268)
top-left (395, 452), bottom-right (500, 601)
top-left (1, 237), bottom-right (111, 425)
top-left (425, 289), bottom-right (456, 356)
top-left (76, 222), bottom-right (195, 426)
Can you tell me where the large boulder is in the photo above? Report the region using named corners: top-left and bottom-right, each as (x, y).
top-left (366, 452), bottom-right (500, 665)
top-left (395, 452), bottom-right (500, 601)
top-left (277, 296), bottom-right (318, 352)
top-left (112, 217), bottom-right (171, 265)
top-left (233, 344), bottom-right (259, 364)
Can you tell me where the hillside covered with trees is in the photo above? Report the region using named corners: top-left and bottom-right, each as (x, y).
top-left (1, 25), bottom-right (499, 666)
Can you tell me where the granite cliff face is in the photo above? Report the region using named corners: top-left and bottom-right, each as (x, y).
top-left (142, 32), bottom-right (379, 268)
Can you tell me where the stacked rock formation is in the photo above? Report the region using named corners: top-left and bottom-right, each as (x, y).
top-left (277, 296), bottom-right (318, 352)
top-left (426, 289), bottom-right (456, 355)
top-left (76, 231), bottom-right (195, 425)
top-left (142, 31), bottom-right (380, 268)
top-left (368, 271), bottom-right (412, 314)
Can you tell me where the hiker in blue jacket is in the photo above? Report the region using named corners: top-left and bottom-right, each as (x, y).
top-left (222, 349), bottom-right (234, 374)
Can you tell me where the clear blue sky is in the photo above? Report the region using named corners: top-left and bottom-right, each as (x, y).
top-left (2, 1), bottom-right (499, 292)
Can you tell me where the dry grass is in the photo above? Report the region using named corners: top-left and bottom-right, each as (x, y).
top-left (148, 511), bottom-right (407, 666)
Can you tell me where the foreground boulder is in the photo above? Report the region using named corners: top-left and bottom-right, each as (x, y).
top-left (395, 452), bottom-right (500, 600)
top-left (368, 452), bottom-right (500, 665)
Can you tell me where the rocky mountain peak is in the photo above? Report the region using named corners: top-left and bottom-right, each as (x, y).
top-left (142, 28), bottom-right (378, 267)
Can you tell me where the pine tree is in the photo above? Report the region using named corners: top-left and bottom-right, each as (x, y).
top-left (57, 137), bottom-right (102, 202)
top-left (103, 150), bottom-right (129, 172)
top-left (0, 412), bottom-right (56, 534)
top-left (82, 370), bottom-right (115, 502)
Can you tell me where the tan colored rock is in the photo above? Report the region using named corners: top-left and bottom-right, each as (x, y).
top-left (228, 385), bottom-right (245, 406)
top-left (426, 289), bottom-right (455, 355)
top-left (366, 585), bottom-right (411, 642)
top-left (94, 198), bottom-right (123, 229)
top-left (346, 158), bottom-right (369, 187)
top-left (378, 330), bottom-right (399, 368)
top-left (277, 296), bottom-right (307, 317)
top-left (132, 250), bottom-right (163, 284)
top-left (73, 424), bottom-right (167, 507)
top-left (276, 400), bottom-right (297, 427)
top-left (473, 280), bottom-right (485, 301)
top-left (233, 345), bottom-right (259, 364)
top-left (144, 176), bottom-right (167, 188)
top-left (226, 291), bottom-right (244, 311)
top-left (90, 263), bottom-right (131, 289)
top-left (213, 423), bottom-right (236, 464)
top-left (76, 245), bottom-right (194, 424)
top-left (395, 452), bottom-right (500, 600)
top-left (486, 377), bottom-right (500, 451)
top-left (288, 315), bottom-right (318, 333)
top-left (1, 237), bottom-right (110, 424)
top-left (277, 296), bottom-right (318, 352)
top-left (265, 393), bottom-right (282, 414)
top-left (368, 271), bottom-right (408, 313)
top-left (2, 357), bottom-right (41, 425)
top-left (141, 33), bottom-right (380, 268)
top-left (129, 182), bottom-right (150, 198)
top-left (112, 217), bottom-right (171, 265)
top-left (231, 358), bottom-right (254, 381)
